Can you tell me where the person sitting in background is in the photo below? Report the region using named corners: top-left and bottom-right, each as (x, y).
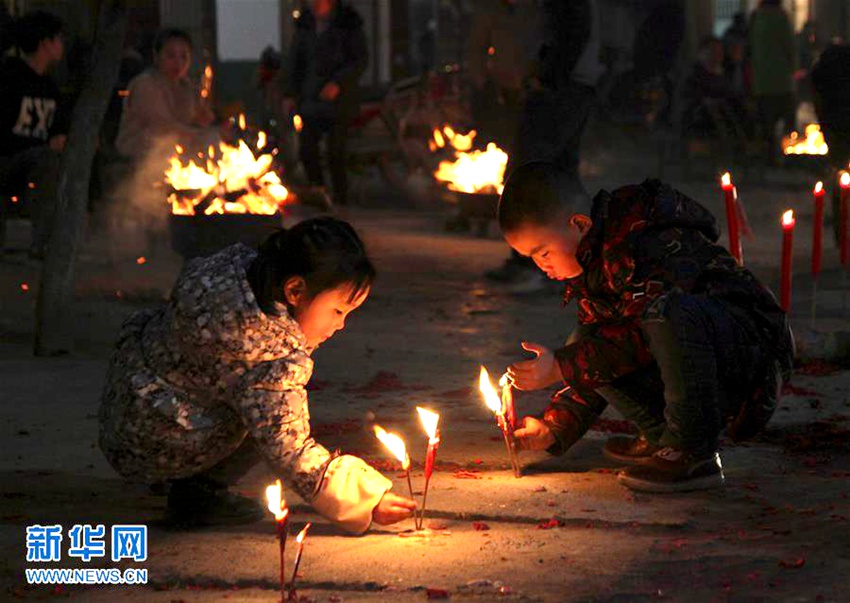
top-left (0, 10), bottom-right (67, 258)
top-left (115, 28), bottom-right (214, 161)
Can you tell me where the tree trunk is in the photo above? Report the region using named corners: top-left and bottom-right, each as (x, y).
top-left (34, 1), bottom-right (127, 356)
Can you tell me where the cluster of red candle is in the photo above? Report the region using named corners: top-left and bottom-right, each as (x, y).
top-left (722, 171), bottom-right (850, 315)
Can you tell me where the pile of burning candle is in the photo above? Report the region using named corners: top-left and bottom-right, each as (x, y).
top-left (720, 169), bottom-right (850, 316)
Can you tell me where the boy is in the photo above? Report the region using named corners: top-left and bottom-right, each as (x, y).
top-left (0, 10), bottom-right (67, 257)
top-left (501, 162), bottom-right (793, 492)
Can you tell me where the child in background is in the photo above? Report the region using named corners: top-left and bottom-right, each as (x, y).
top-left (100, 217), bottom-right (416, 531)
top-left (499, 162), bottom-right (793, 492)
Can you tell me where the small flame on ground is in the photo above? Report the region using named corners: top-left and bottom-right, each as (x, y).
top-left (416, 407), bottom-right (440, 443)
top-left (782, 210), bottom-right (795, 227)
top-left (487, 46), bottom-right (496, 56)
top-left (295, 522), bottom-right (312, 544)
top-left (720, 172), bottom-right (732, 188)
top-left (814, 181), bottom-right (824, 194)
top-left (257, 131), bottom-right (267, 150)
top-left (10, 196), bottom-right (17, 203)
top-left (841, 172), bottom-right (850, 188)
top-left (478, 366), bottom-right (503, 415)
top-left (27, 182), bottom-right (35, 189)
top-left (20, 283), bottom-right (29, 292)
top-left (238, 114), bottom-right (247, 130)
top-left (136, 256), bottom-right (146, 265)
top-left (373, 425), bottom-right (410, 470)
top-left (265, 479), bottom-right (288, 521)
top-left (293, 114), bottom-right (303, 133)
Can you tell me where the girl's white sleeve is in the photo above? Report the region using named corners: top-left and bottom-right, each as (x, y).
top-left (236, 354), bottom-right (391, 533)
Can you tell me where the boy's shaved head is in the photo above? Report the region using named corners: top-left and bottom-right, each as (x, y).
top-left (498, 162), bottom-right (590, 233)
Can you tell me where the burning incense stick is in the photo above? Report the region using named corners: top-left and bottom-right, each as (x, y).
top-left (288, 522), bottom-right (311, 600)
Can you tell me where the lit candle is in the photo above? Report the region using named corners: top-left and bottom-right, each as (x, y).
top-left (288, 522), bottom-right (311, 600)
top-left (373, 425), bottom-right (416, 507)
top-left (812, 181), bottom-right (825, 278)
top-left (415, 407), bottom-right (441, 530)
top-left (780, 210), bottom-right (796, 312)
top-left (721, 172), bottom-right (743, 264)
top-left (265, 480), bottom-right (290, 602)
top-left (840, 171), bottom-right (850, 268)
top-left (478, 367), bottom-right (521, 478)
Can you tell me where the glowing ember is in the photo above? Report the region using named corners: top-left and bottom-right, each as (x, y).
top-left (373, 425), bottom-right (410, 470)
top-left (293, 114), bottom-right (303, 133)
top-left (478, 366), bottom-right (503, 415)
top-left (416, 407), bottom-right (440, 444)
top-left (783, 123), bottom-right (829, 156)
top-left (265, 479), bottom-right (289, 521)
top-left (164, 128), bottom-right (290, 216)
top-left (136, 256), bottom-right (146, 265)
top-left (20, 283), bottom-right (29, 292)
top-left (720, 171), bottom-right (732, 189)
top-left (782, 209), bottom-right (795, 227)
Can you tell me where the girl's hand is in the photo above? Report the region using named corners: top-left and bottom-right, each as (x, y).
top-left (372, 492), bottom-right (416, 525)
top-left (506, 342), bottom-right (562, 391)
top-left (513, 416), bottom-right (556, 451)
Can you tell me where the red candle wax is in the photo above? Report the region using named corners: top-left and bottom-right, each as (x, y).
top-left (840, 172), bottom-right (850, 267)
top-left (812, 181), bottom-right (825, 277)
top-left (780, 210), bottom-right (795, 312)
top-left (721, 172), bottom-right (742, 264)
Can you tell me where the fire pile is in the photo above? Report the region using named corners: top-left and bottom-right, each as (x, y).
top-left (165, 116), bottom-right (290, 216)
top-left (430, 125), bottom-right (508, 195)
top-left (783, 123), bottom-right (829, 156)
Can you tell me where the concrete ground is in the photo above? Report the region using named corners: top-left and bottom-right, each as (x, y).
top-left (1, 125), bottom-right (849, 602)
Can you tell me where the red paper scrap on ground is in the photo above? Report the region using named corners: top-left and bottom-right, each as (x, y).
top-left (537, 517), bottom-right (564, 529)
top-left (426, 587), bottom-right (450, 599)
top-left (453, 469), bottom-right (482, 479)
top-left (795, 360), bottom-right (841, 376)
top-left (779, 558), bottom-right (806, 569)
top-left (782, 383), bottom-right (821, 397)
top-left (472, 521), bottom-right (490, 531)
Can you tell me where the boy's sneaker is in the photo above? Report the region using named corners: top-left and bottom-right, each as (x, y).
top-left (165, 476), bottom-right (265, 529)
top-left (617, 447), bottom-right (725, 493)
top-left (603, 434), bottom-right (662, 465)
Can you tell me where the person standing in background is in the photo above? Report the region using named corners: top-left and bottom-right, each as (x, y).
top-left (748, 0), bottom-right (797, 165)
top-left (486, 0), bottom-right (603, 294)
top-left (285, 0), bottom-right (368, 207)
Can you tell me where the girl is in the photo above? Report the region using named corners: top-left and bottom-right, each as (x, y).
top-left (99, 217), bottom-right (416, 532)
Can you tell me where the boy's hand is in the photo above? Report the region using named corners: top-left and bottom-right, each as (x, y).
top-left (506, 342), bottom-right (562, 391)
top-left (372, 492), bottom-right (416, 525)
top-left (513, 416), bottom-right (556, 451)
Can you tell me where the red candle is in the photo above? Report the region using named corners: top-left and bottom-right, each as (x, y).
top-left (721, 172), bottom-right (742, 264)
top-left (780, 210), bottom-right (796, 312)
top-left (840, 172), bottom-right (850, 267)
top-left (812, 181), bottom-right (825, 277)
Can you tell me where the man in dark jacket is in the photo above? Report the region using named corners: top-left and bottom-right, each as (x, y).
top-left (499, 162), bottom-right (794, 492)
top-left (0, 10), bottom-right (67, 257)
top-left (285, 0), bottom-right (367, 206)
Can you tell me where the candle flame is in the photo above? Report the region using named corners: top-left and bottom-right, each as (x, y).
top-left (136, 256), bottom-right (146, 265)
top-left (416, 406), bottom-right (440, 443)
top-left (265, 479), bottom-right (288, 521)
top-left (257, 131), bottom-right (267, 150)
top-left (782, 210), bottom-right (795, 227)
top-left (720, 172), bottom-right (732, 188)
top-left (814, 181), bottom-right (824, 194)
top-left (293, 114), bottom-right (303, 133)
top-left (175, 144), bottom-right (184, 154)
top-left (373, 425), bottom-right (410, 470)
top-left (478, 366), bottom-right (503, 415)
top-left (295, 522), bottom-right (311, 544)
top-left (841, 172), bottom-right (850, 188)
